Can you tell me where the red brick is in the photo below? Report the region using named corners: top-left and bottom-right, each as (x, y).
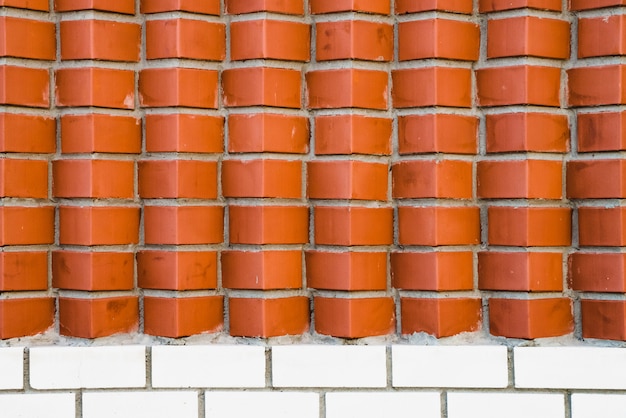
top-left (579, 15), bottom-right (626, 58)
top-left (55, 0), bottom-right (135, 13)
top-left (0, 17), bottom-right (55, 60)
top-left (222, 159), bottom-right (302, 198)
top-left (141, 0), bottom-right (220, 14)
top-left (487, 16), bottom-right (569, 59)
top-left (396, 0), bottom-right (472, 14)
top-left (392, 251), bottom-right (473, 291)
top-left (477, 159), bottom-right (563, 199)
top-left (223, 67), bottom-right (301, 108)
top-left (398, 206), bottom-right (480, 246)
top-left (59, 206), bottom-right (140, 245)
top-left (477, 66), bottom-right (561, 107)
top-left (392, 160), bottom-right (473, 199)
top-left (231, 20), bottom-right (310, 62)
top-left (146, 19), bottom-right (225, 61)
top-left (488, 207), bottom-right (572, 247)
top-left (0, 113), bottom-right (55, 153)
top-left (1, 0), bottom-right (48, 10)
top-left (570, 0), bottom-right (626, 10)
top-left (393, 67), bottom-right (472, 108)
top-left (140, 68), bottom-right (218, 109)
top-left (61, 20), bottom-right (140, 62)
top-left (315, 115), bottom-right (391, 155)
top-left (53, 160), bottom-right (134, 199)
top-left (399, 19), bottom-right (479, 61)
top-left (56, 68), bottom-right (134, 109)
top-left (307, 69), bottom-right (388, 110)
top-left (316, 20), bottom-right (392, 62)
top-left (486, 112), bottom-right (569, 153)
top-left (305, 251), bottom-right (387, 290)
top-left (479, 251), bottom-right (563, 291)
top-left (314, 297), bottom-right (395, 338)
top-left (0, 159), bottom-right (48, 198)
top-left (578, 111), bottom-right (626, 152)
top-left (226, 0), bottom-right (304, 14)
top-left (568, 65), bottom-right (626, 107)
top-left (229, 297), bottom-right (309, 337)
top-left (401, 298), bottom-right (481, 337)
top-left (489, 298), bottom-right (573, 339)
top-left (398, 114), bottom-right (477, 154)
top-left (569, 253), bottom-right (626, 292)
top-left (61, 114), bottom-right (141, 154)
top-left (568, 160), bottom-right (626, 199)
top-left (479, 0), bottom-right (560, 11)
top-left (228, 113), bottom-right (308, 154)
top-left (222, 251), bottom-right (302, 290)
top-left (310, 0), bottom-right (390, 14)
top-left (0, 206), bottom-right (54, 245)
top-left (144, 296), bottom-right (223, 338)
top-left (145, 114), bottom-right (223, 153)
top-left (578, 207), bottom-right (626, 247)
top-left (229, 206), bottom-right (308, 244)
top-left (581, 300), bottom-right (626, 341)
top-left (59, 297), bottom-right (138, 338)
top-left (137, 251), bottom-right (217, 290)
top-left (52, 251), bottom-right (134, 291)
top-left (308, 160), bottom-right (388, 201)
top-left (0, 298), bottom-right (54, 339)
top-left (139, 160), bottom-right (218, 199)
top-left (144, 206), bottom-right (224, 245)
top-left (0, 252), bottom-right (48, 291)
top-left (0, 65), bottom-right (49, 108)
top-left (314, 206), bottom-right (393, 246)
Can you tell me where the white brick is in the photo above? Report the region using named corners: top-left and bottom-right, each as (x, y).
top-left (152, 345), bottom-right (265, 388)
top-left (392, 345), bottom-right (508, 388)
top-left (0, 348), bottom-right (23, 390)
top-left (447, 392), bottom-right (565, 418)
top-left (0, 393), bottom-right (75, 418)
top-left (571, 394), bottom-right (626, 418)
top-left (514, 347), bottom-right (626, 389)
top-left (272, 345), bottom-right (387, 388)
top-left (30, 346), bottom-right (146, 389)
top-left (83, 391), bottom-right (197, 418)
top-left (326, 392), bottom-right (441, 418)
top-left (205, 391), bottom-right (319, 418)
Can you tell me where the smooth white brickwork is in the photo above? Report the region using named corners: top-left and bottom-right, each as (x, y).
top-left (83, 391), bottom-right (198, 418)
top-left (392, 345), bottom-right (509, 388)
top-left (151, 345), bottom-right (265, 388)
top-left (205, 391), bottom-right (319, 418)
top-left (514, 347), bottom-right (626, 389)
top-left (30, 346), bottom-right (146, 389)
top-left (272, 345), bottom-right (387, 387)
top-left (447, 392), bottom-right (565, 418)
top-left (326, 392), bottom-right (441, 418)
top-left (0, 345), bottom-right (625, 417)
top-left (0, 393), bottom-right (75, 418)
top-left (0, 347), bottom-right (22, 390)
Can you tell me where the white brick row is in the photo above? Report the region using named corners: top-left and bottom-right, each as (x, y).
top-left (325, 392), bottom-right (441, 418)
top-left (30, 346), bottom-right (146, 389)
top-left (447, 392), bottom-right (565, 418)
top-left (83, 391), bottom-right (197, 418)
top-left (151, 345), bottom-right (265, 388)
top-left (571, 394), bottom-right (626, 418)
top-left (0, 393), bottom-right (75, 418)
top-left (392, 346), bottom-right (509, 388)
top-left (272, 345), bottom-right (387, 388)
top-left (514, 347), bottom-right (626, 389)
top-left (205, 391), bottom-right (319, 418)
top-left (0, 347), bottom-right (22, 390)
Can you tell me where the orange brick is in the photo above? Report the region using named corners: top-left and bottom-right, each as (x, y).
top-left (582, 300), bottom-right (626, 341)
top-left (0, 159), bottom-right (48, 198)
top-left (229, 297), bottom-right (309, 337)
top-left (0, 65), bottom-right (49, 108)
top-left (307, 69), bottom-right (388, 110)
top-left (0, 113), bottom-right (55, 153)
top-left (229, 206), bottom-right (308, 244)
top-left (0, 206), bottom-right (54, 245)
top-left (222, 251), bottom-right (302, 290)
top-left (1, 0), bottom-right (48, 10)
top-left (401, 298), bottom-right (481, 337)
top-left (231, 20), bottom-right (310, 62)
top-left (141, 0), bottom-right (220, 14)
top-left (226, 0), bottom-right (304, 14)
top-left (479, 0), bottom-right (560, 11)
top-left (146, 19), bottom-right (225, 61)
top-left (140, 68), bottom-right (218, 108)
top-left (144, 296), bottom-right (223, 338)
top-left (578, 207), bottom-right (626, 247)
top-left (488, 207), bottom-right (572, 247)
top-left (486, 112), bottom-right (569, 153)
top-left (0, 252), bottom-right (48, 291)
top-left (487, 16), bottom-right (569, 59)
top-left (392, 160), bottom-right (473, 199)
top-left (569, 253), bottom-right (626, 292)
top-left (315, 115), bottom-right (391, 155)
top-left (53, 160), bottom-right (134, 199)
top-left (61, 114), bottom-right (141, 154)
top-left (137, 251), bottom-right (217, 290)
top-left (308, 160), bottom-right (388, 201)
top-left (392, 251), bottom-right (474, 291)
top-left (571, 0), bottom-right (626, 10)
top-left (0, 17), bottom-right (55, 60)
top-left (144, 206), bottom-right (224, 245)
top-left (139, 160), bottom-right (218, 199)
top-left (578, 111), bottom-right (626, 152)
top-left (314, 206), bottom-right (393, 246)
top-left (222, 159), bottom-right (302, 198)
top-left (228, 113), bottom-right (308, 154)
top-left (306, 251), bottom-right (387, 290)
top-left (0, 298), bottom-right (54, 339)
top-left (316, 20), bottom-right (392, 61)
top-left (392, 67), bottom-right (472, 108)
top-left (59, 206), bottom-right (140, 245)
top-left (396, 0), bottom-right (472, 13)
top-left (145, 114), bottom-right (223, 153)
top-left (310, 0), bottom-right (390, 14)
top-left (568, 160), bottom-right (626, 199)
top-left (61, 20), bottom-right (140, 62)
top-left (477, 65), bottom-right (561, 107)
top-left (223, 67), bottom-right (301, 108)
top-left (489, 298), bottom-right (573, 339)
top-left (314, 297), bottom-right (395, 338)
top-left (477, 160), bottom-right (563, 199)
top-left (398, 114), bottom-right (477, 154)
top-left (398, 206), bottom-right (480, 246)
top-left (399, 19), bottom-right (479, 61)
top-left (52, 251), bottom-right (134, 291)
top-left (56, 68), bottom-right (134, 109)
top-left (479, 251), bottom-right (563, 291)
top-left (59, 297), bottom-right (138, 338)
top-left (568, 65), bottom-right (626, 107)
top-left (55, 0), bottom-right (135, 13)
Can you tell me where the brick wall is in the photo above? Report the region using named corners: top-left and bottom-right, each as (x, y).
top-left (1, 0), bottom-right (626, 352)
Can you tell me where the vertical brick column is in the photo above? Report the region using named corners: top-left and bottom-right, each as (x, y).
top-left (306, 0), bottom-right (395, 338)
top-left (221, 0), bottom-right (310, 338)
top-left (52, 1), bottom-right (140, 338)
top-left (477, 0), bottom-right (573, 338)
top-left (0, 0), bottom-right (55, 338)
top-left (567, 1), bottom-right (626, 340)
top-left (137, 0), bottom-right (224, 338)
top-left (391, 0), bottom-right (481, 337)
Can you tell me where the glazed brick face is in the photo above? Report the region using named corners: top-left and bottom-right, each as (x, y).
top-left (0, 0), bottom-right (625, 349)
